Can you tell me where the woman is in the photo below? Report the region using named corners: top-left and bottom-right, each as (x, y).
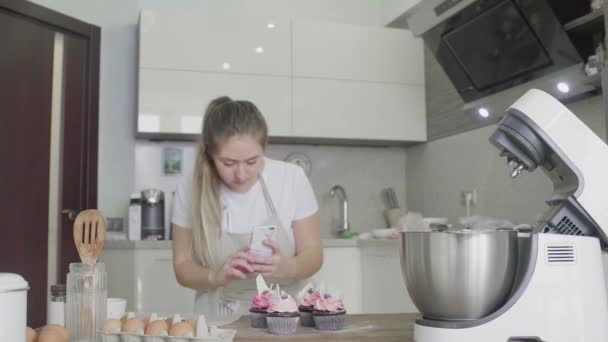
top-left (171, 96), bottom-right (322, 316)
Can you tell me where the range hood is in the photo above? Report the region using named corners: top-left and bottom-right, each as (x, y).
top-left (399, 0), bottom-right (583, 103)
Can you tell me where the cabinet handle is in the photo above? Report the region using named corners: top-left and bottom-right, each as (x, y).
top-left (61, 209), bottom-right (78, 221)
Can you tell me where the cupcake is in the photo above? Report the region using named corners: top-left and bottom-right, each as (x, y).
top-left (250, 275), bottom-right (273, 328)
top-left (297, 283), bottom-right (320, 327)
top-left (313, 291), bottom-right (346, 331)
top-left (266, 286), bottom-right (300, 334)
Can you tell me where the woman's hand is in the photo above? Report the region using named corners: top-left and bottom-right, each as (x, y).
top-left (210, 247), bottom-right (254, 287)
top-left (248, 239), bottom-right (296, 280)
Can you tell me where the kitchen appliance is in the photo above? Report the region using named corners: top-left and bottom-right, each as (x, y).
top-left (0, 273), bottom-right (29, 341)
top-left (141, 189), bottom-right (165, 240)
top-left (401, 0), bottom-right (581, 102)
top-left (400, 89), bottom-right (608, 341)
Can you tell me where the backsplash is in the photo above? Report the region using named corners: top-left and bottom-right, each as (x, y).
top-left (406, 94), bottom-right (606, 226)
top-left (135, 142), bottom-right (408, 238)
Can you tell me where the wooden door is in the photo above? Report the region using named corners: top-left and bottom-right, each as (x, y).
top-left (0, 0), bottom-right (99, 327)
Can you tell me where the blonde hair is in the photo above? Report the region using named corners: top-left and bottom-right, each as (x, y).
top-left (190, 96), bottom-right (268, 266)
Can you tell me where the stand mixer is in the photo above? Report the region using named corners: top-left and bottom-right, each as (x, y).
top-left (401, 89), bottom-right (608, 342)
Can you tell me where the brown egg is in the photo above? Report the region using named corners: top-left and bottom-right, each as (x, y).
top-left (37, 328), bottom-right (65, 342)
top-left (102, 318), bottom-right (122, 333)
top-left (165, 317), bottom-right (173, 327)
top-left (145, 319), bottom-right (169, 336)
top-left (40, 325), bottom-right (68, 341)
top-left (26, 327), bottom-right (37, 342)
top-left (122, 318), bottom-right (146, 334)
top-left (169, 321), bottom-right (195, 337)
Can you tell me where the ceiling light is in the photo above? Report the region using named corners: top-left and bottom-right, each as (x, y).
top-left (222, 62), bottom-right (231, 70)
top-left (255, 46), bottom-right (264, 54)
top-left (267, 23), bottom-right (275, 29)
top-left (478, 107), bottom-right (490, 118)
top-left (557, 82), bottom-right (570, 93)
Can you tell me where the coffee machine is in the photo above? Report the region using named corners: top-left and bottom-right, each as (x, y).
top-left (401, 89), bottom-right (608, 341)
top-left (141, 189), bottom-right (165, 240)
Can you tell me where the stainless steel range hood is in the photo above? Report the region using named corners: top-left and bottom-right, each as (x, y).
top-left (388, 0), bottom-right (600, 140)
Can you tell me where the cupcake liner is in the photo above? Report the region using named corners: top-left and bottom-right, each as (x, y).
top-left (313, 313), bottom-right (346, 331)
top-left (300, 311), bottom-right (315, 327)
top-left (249, 311), bottom-right (268, 328)
top-left (266, 316), bottom-right (300, 334)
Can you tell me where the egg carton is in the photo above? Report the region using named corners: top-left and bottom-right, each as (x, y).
top-left (97, 327), bottom-right (236, 342)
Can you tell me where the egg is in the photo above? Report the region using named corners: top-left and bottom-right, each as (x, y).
top-left (40, 325), bottom-right (68, 341)
top-left (38, 328), bottom-right (66, 342)
top-left (145, 319), bottom-right (169, 336)
top-left (169, 321), bottom-right (195, 337)
top-left (102, 318), bottom-right (122, 333)
top-left (26, 327), bottom-right (36, 342)
top-left (122, 317), bottom-right (145, 334)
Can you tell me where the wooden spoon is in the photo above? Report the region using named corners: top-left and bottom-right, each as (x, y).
top-left (73, 209), bottom-right (106, 265)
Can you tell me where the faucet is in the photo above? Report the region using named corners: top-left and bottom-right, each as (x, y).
top-left (329, 185), bottom-right (350, 236)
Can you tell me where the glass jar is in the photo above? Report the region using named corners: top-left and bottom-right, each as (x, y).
top-left (47, 284), bottom-right (66, 326)
top-left (66, 263), bottom-right (107, 341)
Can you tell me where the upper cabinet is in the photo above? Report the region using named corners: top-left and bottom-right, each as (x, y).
top-left (137, 11), bottom-right (426, 143)
top-left (292, 21), bottom-right (424, 85)
top-left (139, 10), bottom-right (291, 76)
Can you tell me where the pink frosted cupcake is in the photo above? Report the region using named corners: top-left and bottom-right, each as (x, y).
top-left (266, 289), bottom-right (300, 334)
top-left (250, 275), bottom-right (272, 328)
top-left (312, 292), bottom-right (346, 331)
top-left (297, 284), bottom-right (320, 327)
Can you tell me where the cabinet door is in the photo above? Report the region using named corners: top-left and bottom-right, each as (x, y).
top-left (140, 10), bottom-right (291, 76)
top-left (293, 21), bottom-right (424, 84)
top-left (292, 78), bottom-right (426, 141)
top-left (361, 246), bottom-right (418, 313)
top-left (139, 69), bottom-right (291, 136)
top-left (312, 247), bottom-right (362, 314)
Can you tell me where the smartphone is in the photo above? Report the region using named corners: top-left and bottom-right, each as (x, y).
top-left (249, 225), bottom-right (277, 257)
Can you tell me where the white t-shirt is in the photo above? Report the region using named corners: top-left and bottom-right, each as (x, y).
top-left (172, 157), bottom-right (318, 244)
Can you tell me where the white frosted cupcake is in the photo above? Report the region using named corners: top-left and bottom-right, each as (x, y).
top-left (266, 288), bottom-right (300, 335)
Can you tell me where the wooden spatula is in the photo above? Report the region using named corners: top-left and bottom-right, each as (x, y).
top-left (73, 209), bottom-right (106, 265)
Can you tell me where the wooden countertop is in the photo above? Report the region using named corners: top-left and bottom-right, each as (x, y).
top-left (225, 313), bottom-right (417, 341)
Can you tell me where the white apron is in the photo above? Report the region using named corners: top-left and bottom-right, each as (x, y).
top-left (194, 174), bottom-right (307, 319)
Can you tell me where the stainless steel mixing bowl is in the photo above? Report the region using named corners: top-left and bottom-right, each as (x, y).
top-left (400, 230), bottom-right (518, 320)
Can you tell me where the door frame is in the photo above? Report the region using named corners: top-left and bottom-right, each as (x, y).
top-left (0, 0), bottom-right (100, 280)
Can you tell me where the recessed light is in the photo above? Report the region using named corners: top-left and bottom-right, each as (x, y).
top-left (255, 46), bottom-right (264, 54)
top-left (222, 62), bottom-right (231, 70)
top-left (267, 23), bottom-right (275, 29)
top-left (478, 107), bottom-right (490, 118)
top-left (557, 82), bottom-right (570, 93)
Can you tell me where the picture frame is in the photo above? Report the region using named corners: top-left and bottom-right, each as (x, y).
top-left (162, 147), bottom-right (183, 175)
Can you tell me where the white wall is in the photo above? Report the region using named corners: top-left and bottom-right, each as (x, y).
top-left (406, 95), bottom-right (607, 226)
top-left (26, 0), bottom-right (411, 221)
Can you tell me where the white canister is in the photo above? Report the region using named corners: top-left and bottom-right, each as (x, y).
top-left (0, 273), bottom-right (29, 341)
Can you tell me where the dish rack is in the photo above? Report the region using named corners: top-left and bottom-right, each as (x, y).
top-left (97, 327), bottom-right (236, 342)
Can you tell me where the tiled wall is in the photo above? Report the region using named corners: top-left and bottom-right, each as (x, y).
top-left (134, 142), bottom-right (408, 238)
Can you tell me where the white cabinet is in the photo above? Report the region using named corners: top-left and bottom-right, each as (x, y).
top-left (140, 10), bottom-right (291, 76)
top-left (312, 247), bottom-right (362, 314)
top-left (361, 246), bottom-right (418, 313)
top-left (291, 20), bottom-right (426, 142)
top-left (292, 78), bottom-right (426, 141)
top-left (100, 247), bottom-right (196, 314)
top-left (139, 69), bottom-right (291, 136)
top-left (138, 12), bottom-right (427, 142)
top-left (292, 21), bottom-right (424, 85)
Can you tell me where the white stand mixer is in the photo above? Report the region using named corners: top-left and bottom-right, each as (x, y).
top-left (412, 89), bottom-right (608, 342)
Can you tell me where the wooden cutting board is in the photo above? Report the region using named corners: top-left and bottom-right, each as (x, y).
top-left (227, 313), bottom-right (417, 342)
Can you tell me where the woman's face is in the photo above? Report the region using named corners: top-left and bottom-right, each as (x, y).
top-left (212, 134), bottom-right (265, 193)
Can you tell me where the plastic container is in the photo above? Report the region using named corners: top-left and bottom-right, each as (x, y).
top-left (66, 263), bottom-right (107, 341)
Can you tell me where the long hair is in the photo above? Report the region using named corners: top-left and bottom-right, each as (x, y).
top-left (190, 96), bottom-right (268, 266)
